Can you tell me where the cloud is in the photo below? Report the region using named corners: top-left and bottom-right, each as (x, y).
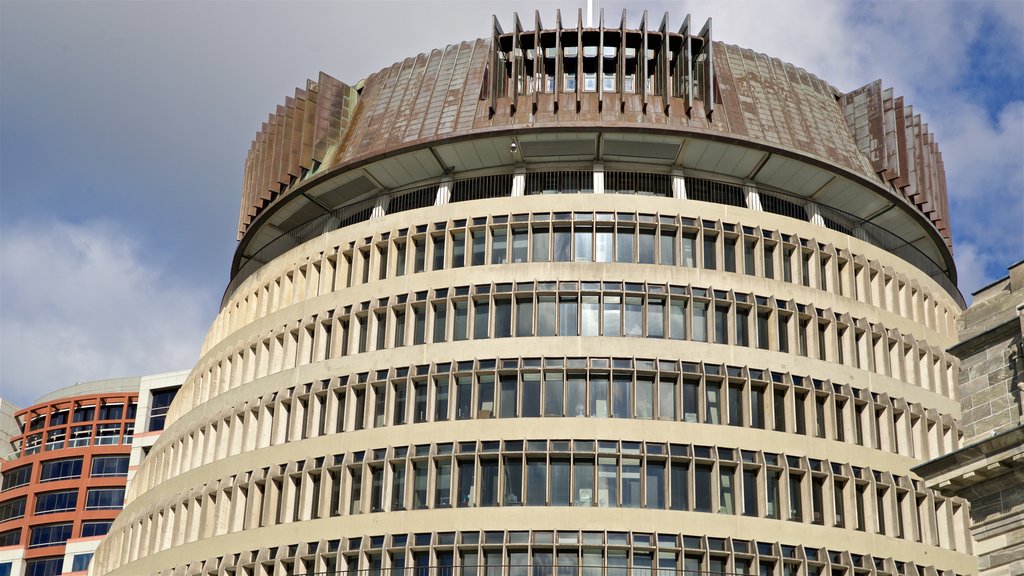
top-left (0, 219), bottom-right (209, 407)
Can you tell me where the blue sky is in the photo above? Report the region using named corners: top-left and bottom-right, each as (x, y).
top-left (1, 1), bottom-right (1021, 407)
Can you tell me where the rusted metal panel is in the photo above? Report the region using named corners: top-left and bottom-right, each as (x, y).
top-left (237, 11), bottom-right (953, 248)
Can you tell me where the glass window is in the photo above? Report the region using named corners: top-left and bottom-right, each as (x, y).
top-left (789, 473), bottom-right (803, 521)
top-left (432, 303), bottom-right (447, 343)
top-left (72, 553), bottom-right (93, 572)
top-left (575, 458), bottom-right (594, 506)
top-left (720, 467), bottom-right (735, 514)
top-left (456, 376), bottom-right (473, 420)
top-left (581, 295), bottom-right (600, 336)
top-left (40, 458), bottom-right (82, 482)
top-left (612, 376), bottom-right (631, 418)
top-left (0, 496), bottom-right (25, 523)
top-left (757, 312), bottom-right (770, 349)
top-left (575, 227), bottom-right (593, 262)
top-left (2, 465), bottom-right (31, 491)
top-left (681, 233), bottom-right (696, 267)
top-left (724, 238), bottom-right (737, 272)
top-left (544, 373), bottom-right (564, 417)
top-left (551, 458), bottom-right (571, 505)
top-left (394, 310), bottom-right (406, 347)
top-left (598, 457), bottom-right (617, 507)
top-left (714, 305), bottom-right (729, 344)
top-left (522, 373), bottom-right (541, 417)
top-left (764, 245), bottom-right (775, 279)
top-left (0, 530), bottom-right (19, 547)
top-left (432, 235), bottom-right (446, 270)
top-left (670, 299), bottom-right (686, 340)
top-left (29, 523), bottom-right (73, 548)
top-left (647, 298), bottom-right (664, 338)
top-left (434, 460), bottom-right (451, 507)
top-left (568, 375), bottom-right (586, 417)
top-left (477, 375), bottom-right (494, 418)
top-left (559, 296), bottom-right (578, 336)
top-left (591, 378), bottom-right (609, 418)
top-left (670, 461), bottom-right (688, 510)
top-left (692, 302), bottom-right (708, 342)
top-left (512, 228), bottom-right (529, 262)
top-left (434, 377), bottom-right (449, 422)
top-left (480, 460), bottom-right (499, 506)
top-left (504, 456), bottom-right (523, 505)
top-left (516, 297), bottom-right (534, 337)
top-left (533, 227), bottom-right (550, 262)
top-left (659, 378), bottom-right (677, 420)
top-left (80, 520), bottom-right (112, 538)
top-left (538, 297), bottom-right (556, 336)
top-left (413, 381), bottom-right (428, 423)
top-left (624, 297), bottom-right (643, 337)
top-left (682, 379), bottom-right (699, 423)
top-left (604, 296), bottom-right (621, 337)
top-left (395, 242), bottom-right (407, 277)
top-left (491, 228), bottom-right (508, 264)
top-left (393, 382), bottom-right (408, 425)
top-left (412, 462), bottom-right (428, 509)
top-left (736, 308), bottom-right (750, 346)
top-left (82, 485), bottom-right (123, 508)
top-left (636, 377), bottom-right (654, 419)
top-left (35, 490), bottom-right (77, 514)
top-left (751, 387), bottom-right (765, 429)
top-left (744, 239), bottom-right (756, 275)
top-left (413, 238), bottom-right (425, 273)
top-left (646, 460), bottom-right (665, 509)
top-left (452, 229), bottom-right (468, 268)
top-left (471, 231), bottom-right (486, 266)
top-left (622, 458), bottom-right (642, 508)
top-left (639, 230), bottom-right (656, 264)
top-left (743, 468), bottom-right (758, 516)
top-left (660, 231), bottom-right (676, 265)
top-left (553, 228), bottom-right (571, 262)
top-left (453, 300), bottom-right (469, 341)
top-left (26, 558), bottom-right (63, 576)
top-left (473, 300), bottom-right (489, 340)
top-left (728, 384), bottom-right (744, 426)
top-left (596, 229), bottom-right (613, 262)
top-left (413, 306), bottom-right (426, 345)
top-left (702, 234), bottom-right (717, 269)
top-left (616, 228), bottom-right (634, 263)
top-left (706, 383), bottom-right (721, 424)
top-left (694, 464), bottom-right (712, 512)
top-left (527, 458), bottom-right (546, 505)
top-left (500, 375), bottom-right (518, 418)
top-left (494, 299), bottom-right (512, 338)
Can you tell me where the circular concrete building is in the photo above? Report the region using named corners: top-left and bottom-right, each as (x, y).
top-left (93, 11), bottom-right (974, 576)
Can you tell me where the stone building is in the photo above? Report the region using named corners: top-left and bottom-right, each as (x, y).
top-left (92, 11), bottom-right (975, 576)
top-left (915, 261), bottom-right (1024, 576)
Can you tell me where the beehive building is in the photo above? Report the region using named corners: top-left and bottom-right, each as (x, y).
top-left (93, 11), bottom-right (975, 576)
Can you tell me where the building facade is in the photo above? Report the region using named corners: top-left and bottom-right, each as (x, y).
top-left (915, 262), bottom-right (1024, 576)
top-left (0, 372), bottom-right (186, 576)
top-left (93, 12), bottom-right (975, 576)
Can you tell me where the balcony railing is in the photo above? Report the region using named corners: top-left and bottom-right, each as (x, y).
top-left (226, 170), bottom-right (962, 307)
top-left (280, 566), bottom-right (781, 576)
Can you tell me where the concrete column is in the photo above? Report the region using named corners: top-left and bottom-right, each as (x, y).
top-left (593, 162), bottom-right (605, 194)
top-left (805, 202), bottom-right (827, 227)
top-left (371, 194), bottom-right (390, 219)
top-left (745, 185), bottom-right (763, 211)
top-left (434, 177), bottom-right (452, 206)
top-left (672, 169), bottom-right (687, 199)
top-left (511, 167), bottom-right (526, 197)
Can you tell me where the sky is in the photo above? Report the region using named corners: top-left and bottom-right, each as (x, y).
top-left (1, 1), bottom-right (1021, 408)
